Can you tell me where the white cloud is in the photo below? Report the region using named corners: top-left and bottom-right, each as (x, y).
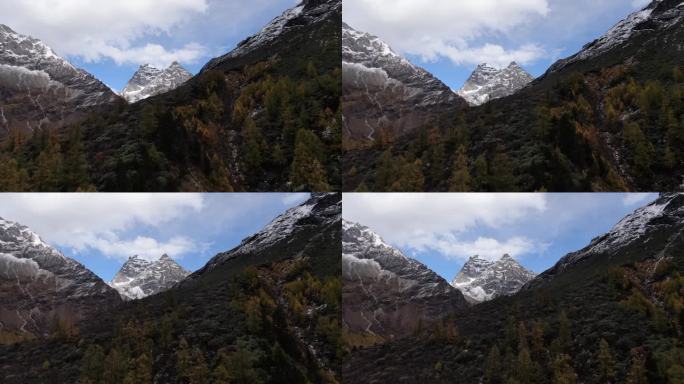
top-left (423, 235), bottom-right (544, 261)
top-left (88, 235), bottom-right (199, 262)
top-left (99, 43), bottom-right (207, 69)
top-left (0, 0), bottom-right (209, 67)
top-left (344, 0), bottom-right (550, 67)
top-left (0, 194), bottom-right (204, 260)
top-left (434, 41), bottom-right (547, 68)
top-left (623, 193), bottom-right (656, 206)
top-left (343, 193), bottom-right (548, 260)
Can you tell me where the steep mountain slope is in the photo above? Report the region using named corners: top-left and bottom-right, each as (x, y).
top-left (121, 62), bottom-right (192, 103)
top-left (0, 0), bottom-right (341, 192)
top-left (527, 192), bottom-right (684, 290)
top-left (451, 254), bottom-right (536, 303)
top-left (457, 62), bottom-right (534, 106)
top-left (343, 0), bottom-right (684, 192)
top-left (344, 193), bottom-right (684, 383)
top-left (342, 23), bottom-right (464, 143)
top-left (0, 193), bottom-right (342, 383)
top-left (0, 24), bottom-right (119, 137)
top-left (342, 221), bottom-right (468, 343)
top-left (109, 254), bottom-right (190, 300)
top-left (192, 193), bottom-right (341, 279)
top-left (0, 217), bottom-right (121, 339)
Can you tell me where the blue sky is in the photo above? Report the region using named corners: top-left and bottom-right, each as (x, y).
top-left (343, 193), bottom-right (659, 281)
top-left (0, 193), bottom-right (309, 281)
top-left (344, 0), bottom-right (653, 90)
top-left (0, 0), bottom-right (297, 92)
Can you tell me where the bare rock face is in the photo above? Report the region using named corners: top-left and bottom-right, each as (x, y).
top-left (457, 62), bottom-right (534, 106)
top-left (342, 23), bottom-right (464, 142)
top-left (121, 62), bottom-right (192, 103)
top-left (0, 217), bottom-right (121, 337)
top-left (342, 220), bottom-right (468, 340)
top-left (451, 254), bottom-right (536, 303)
top-left (0, 24), bottom-right (119, 137)
top-left (109, 254), bottom-right (190, 300)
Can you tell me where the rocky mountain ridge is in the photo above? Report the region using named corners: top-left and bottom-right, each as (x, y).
top-left (121, 62), bottom-right (192, 103)
top-left (342, 220), bottom-right (468, 340)
top-left (457, 62), bottom-right (534, 106)
top-left (451, 254), bottom-right (536, 303)
top-left (203, 0), bottom-right (341, 72)
top-left (0, 217), bottom-right (120, 337)
top-left (192, 193), bottom-right (341, 278)
top-left (342, 22), bottom-right (463, 142)
top-left (109, 254), bottom-right (190, 300)
top-left (548, 0), bottom-right (684, 73)
top-left (0, 24), bottom-right (119, 136)
top-left (527, 193), bottom-right (683, 289)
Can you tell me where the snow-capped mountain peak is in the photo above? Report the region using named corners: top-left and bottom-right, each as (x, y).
top-left (343, 220), bottom-right (468, 338)
top-left (342, 22), bottom-right (461, 141)
top-left (559, 193), bottom-right (683, 262)
top-left (549, 0), bottom-right (684, 72)
top-left (109, 254), bottom-right (190, 300)
top-left (202, 0), bottom-right (341, 71)
top-left (457, 61), bottom-right (534, 106)
top-left (0, 217), bottom-right (120, 336)
top-left (342, 219), bottom-right (396, 254)
top-left (121, 61), bottom-right (192, 103)
top-left (0, 216), bottom-right (52, 251)
top-left (195, 194), bottom-right (341, 275)
top-left (451, 254), bottom-right (536, 303)
top-left (526, 193), bottom-right (684, 290)
top-left (0, 24), bottom-right (118, 135)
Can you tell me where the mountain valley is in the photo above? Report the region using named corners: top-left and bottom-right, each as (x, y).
top-left (0, 193), bottom-right (342, 383)
top-left (0, 0), bottom-right (341, 192)
top-left (343, 0), bottom-right (684, 192)
top-left (344, 193), bottom-right (684, 383)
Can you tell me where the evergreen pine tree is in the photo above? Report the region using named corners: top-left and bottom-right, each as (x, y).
top-left (79, 344), bottom-right (105, 384)
top-left (626, 349), bottom-right (648, 384)
top-left (556, 311), bottom-right (571, 353)
top-left (123, 353), bottom-right (152, 384)
top-left (242, 116), bottom-right (267, 177)
top-left (489, 144), bottom-right (516, 191)
top-left (484, 345), bottom-right (502, 384)
top-left (597, 339), bottom-right (616, 382)
top-left (63, 124), bottom-right (92, 191)
top-left (32, 133), bottom-right (64, 191)
top-left (472, 154), bottom-right (489, 191)
top-left (103, 347), bottom-right (129, 384)
top-left (290, 129), bottom-right (330, 191)
top-left (225, 347), bottom-right (261, 384)
top-left (448, 145), bottom-right (471, 192)
top-left (552, 354), bottom-right (577, 384)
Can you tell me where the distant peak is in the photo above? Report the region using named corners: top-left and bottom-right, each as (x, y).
top-left (469, 255), bottom-right (483, 260)
top-left (0, 24), bottom-right (14, 34)
top-left (129, 255), bottom-right (140, 260)
top-left (160, 254), bottom-right (171, 260)
top-left (508, 61), bottom-right (520, 68)
top-left (501, 253), bottom-right (514, 260)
